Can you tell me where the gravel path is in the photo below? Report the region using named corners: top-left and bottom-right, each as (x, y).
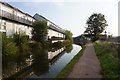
top-left (68, 43), bottom-right (102, 78)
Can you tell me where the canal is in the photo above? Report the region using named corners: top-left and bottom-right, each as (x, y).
top-left (2, 44), bottom-right (81, 78)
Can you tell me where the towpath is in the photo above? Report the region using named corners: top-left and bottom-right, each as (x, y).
top-left (68, 43), bottom-right (102, 78)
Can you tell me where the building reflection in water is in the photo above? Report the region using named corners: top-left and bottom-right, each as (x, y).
top-left (48, 47), bottom-right (65, 60)
top-left (2, 43), bottom-right (73, 79)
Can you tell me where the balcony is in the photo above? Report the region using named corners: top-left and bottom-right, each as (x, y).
top-left (0, 10), bottom-right (33, 26)
top-left (49, 24), bottom-right (65, 34)
top-left (48, 36), bottom-right (64, 41)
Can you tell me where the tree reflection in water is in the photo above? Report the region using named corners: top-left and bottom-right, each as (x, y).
top-left (2, 48), bottom-right (28, 78)
top-left (2, 42), bottom-right (49, 78)
top-left (65, 44), bottom-right (73, 53)
top-left (2, 42), bottom-right (70, 79)
top-left (31, 42), bottom-right (49, 76)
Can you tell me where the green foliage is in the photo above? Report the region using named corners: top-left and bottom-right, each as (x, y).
top-left (52, 40), bottom-right (71, 49)
top-left (65, 30), bottom-right (73, 43)
top-left (47, 40), bottom-right (71, 51)
top-left (85, 13), bottom-right (108, 41)
top-left (12, 33), bottom-right (29, 56)
top-left (52, 41), bottom-right (63, 49)
top-left (32, 21), bottom-right (48, 44)
top-left (94, 42), bottom-right (119, 79)
top-left (2, 33), bottom-right (30, 78)
top-left (62, 40), bottom-right (73, 53)
top-left (2, 34), bottom-right (18, 61)
top-left (13, 33), bottom-right (28, 46)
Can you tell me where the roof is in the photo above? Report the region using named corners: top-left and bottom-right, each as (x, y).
top-left (33, 13), bottom-right (65, 34)
top-left (0, 1), bottom-right (34, 18)
top-left (0, 1), bottom-right (65, 34)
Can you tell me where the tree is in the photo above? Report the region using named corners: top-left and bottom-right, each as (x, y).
top-left (32, 21), bottom-right (48, 44)
top-left (84, 13), bottom-right (108, 41)
top-left (65, 30), bottom-right (73, 43)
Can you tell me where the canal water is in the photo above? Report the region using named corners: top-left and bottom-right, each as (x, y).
top-left (2, 44), bottom-right (81, 78)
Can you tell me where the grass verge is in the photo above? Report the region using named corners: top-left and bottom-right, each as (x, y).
top-left (55, 45), bottom-right (86, 78)
top-left (94, 42), bottom-right (119, 79)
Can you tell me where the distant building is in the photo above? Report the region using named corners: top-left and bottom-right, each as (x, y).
top-left (73, 35), bottom-right (87, 46)
top-left (33, 13), bottom-right (65, 43)
top-left (107, 36), bottom-right (120, 43)
top-left (98, 34), bottom-right (107, 41)
top-left (0, 1), bottom-right (65, 42)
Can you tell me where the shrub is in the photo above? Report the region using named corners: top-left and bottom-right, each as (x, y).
top-left (52, 41), bottom-right (63, 49)
top-left (94, 42), bottom-right (119, 79)
top-left (12, 33), bottom-right (29, 59)
top-left (2, 34), bottom-right (18, 62)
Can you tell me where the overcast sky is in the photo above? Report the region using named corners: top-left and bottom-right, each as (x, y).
top-left (3, 0), bottom-right (119, 37)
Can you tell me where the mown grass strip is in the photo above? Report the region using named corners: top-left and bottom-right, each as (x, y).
top-left (94, 42), bottom-right (119, 80)
top-left (55, 46), bottom-right (86, 78)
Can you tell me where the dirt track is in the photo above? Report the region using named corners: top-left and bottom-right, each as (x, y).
top-left (68, 43), bottom-right (102, 78)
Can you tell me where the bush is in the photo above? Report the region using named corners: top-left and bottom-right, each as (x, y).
top-left (94, 42), bottom-right (119, 79)
top-left (2, 34), bottom-right (18, 62)
top-left (12, 33), bottom-right (29, 56)
top-left (52, 41), bottom-right (63, 49)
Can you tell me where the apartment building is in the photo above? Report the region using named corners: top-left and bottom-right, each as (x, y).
top-left (0, 2), bottom-right (35, 38)
top-left (34, 13), bottom-right (65, 42)
top-left (0, 1), bottom-right (65, 41)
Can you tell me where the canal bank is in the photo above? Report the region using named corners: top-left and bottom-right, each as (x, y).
top-left (94, 42), bottom-right (119, 79)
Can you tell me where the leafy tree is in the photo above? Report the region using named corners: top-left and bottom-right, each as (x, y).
top-left (32, 21), bottom-right (48, 44)
top-left (65, 30), bottom-right (73, 43)
top-left (84, 13), bottom-right (108, 41)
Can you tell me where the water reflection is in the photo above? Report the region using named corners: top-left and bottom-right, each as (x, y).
top-left (65, 44), bottom-right (73, 53)
top-left (31, 43), bottom-right (49, 76)
top-left (33, 44), bottom-right (81, 78)
top-left (48, 47), bottom-right (65, 60)
top-left (2, 43), bottom-right (77, 79)
top-left (2, 48), bottom-right (28, 78)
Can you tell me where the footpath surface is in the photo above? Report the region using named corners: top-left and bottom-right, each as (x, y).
top-left (68, 43), bottom-right (102, 78)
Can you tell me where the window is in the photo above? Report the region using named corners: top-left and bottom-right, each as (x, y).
top-left (3, 32), bottom-right (6, 36)
top-left (1, 20), bottom-right (6, 30)
top-left (3, 22), bottom-right (6, 30)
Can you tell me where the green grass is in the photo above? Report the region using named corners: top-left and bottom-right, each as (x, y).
top-left (55, 46), bottom-right (86, 78)
top-left (94, 42), bottom-right (119, 79)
